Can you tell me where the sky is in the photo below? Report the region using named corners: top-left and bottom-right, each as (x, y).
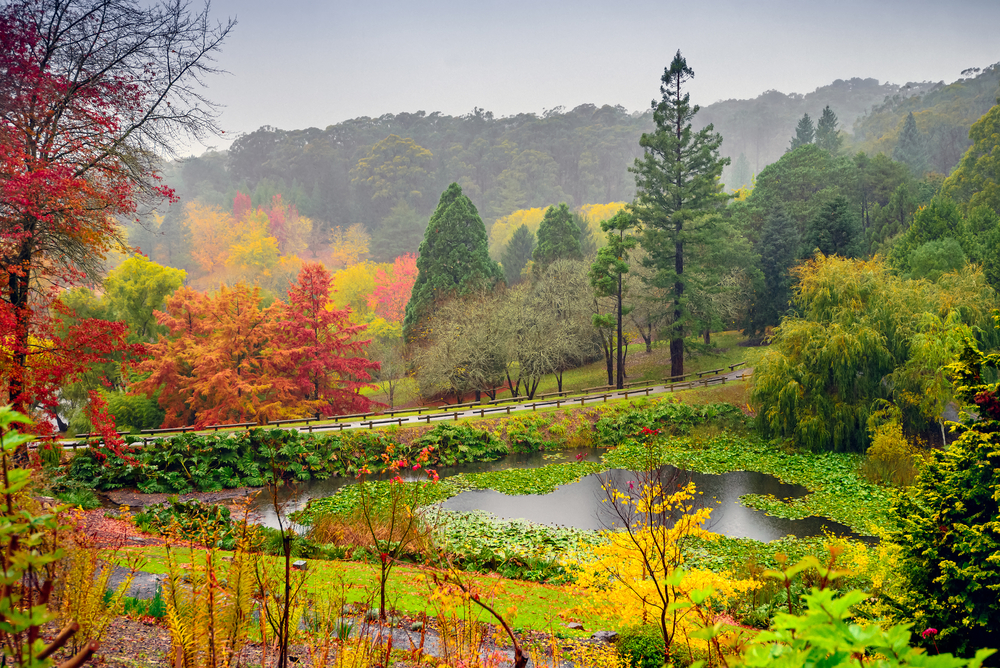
top-left (184, 0), bottom-right (1000, 155)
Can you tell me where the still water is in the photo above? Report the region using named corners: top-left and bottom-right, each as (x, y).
top-left (251, 449), bottom-right (865, 542)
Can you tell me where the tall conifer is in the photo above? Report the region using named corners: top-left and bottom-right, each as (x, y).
top-left (789, 114), bottom-right (815, 151)
top-left (533, 203), bottom-right (583, 273)
top-left (402, 183), bottom-right (503, 341)
top-left (631, 50), bottom-right (730, 377)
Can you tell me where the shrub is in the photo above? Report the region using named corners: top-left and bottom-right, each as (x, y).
top-left (617, 625), bottom-right (665, 668)
top-left (890, 339), bottom-right (1000, 657)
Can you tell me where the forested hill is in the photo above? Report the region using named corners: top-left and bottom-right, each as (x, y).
top-left (700, 77), bottom-right (931, 176)
top-left (160, 66), bottom-right (998, 262)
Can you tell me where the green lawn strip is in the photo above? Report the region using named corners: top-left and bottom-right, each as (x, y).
top-left (604, 433), bottom-right (890, 535)
top-left (117, 546), bottom-right (609, 636)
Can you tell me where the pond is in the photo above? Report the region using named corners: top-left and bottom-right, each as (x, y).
top-left (250, 448), bottom-right (865, 542)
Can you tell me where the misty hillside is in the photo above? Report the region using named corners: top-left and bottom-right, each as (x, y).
top-left (156, 65), bottom-right (999, 264)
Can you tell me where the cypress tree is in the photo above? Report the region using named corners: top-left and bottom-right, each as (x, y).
top-left (631, 50), bottom-right (730, 378)
top-left (402, 183), bottom-right (503, 341)
top-left (501, 224), bottom-right (536, 285)
top-left (789, 114), bottom-right (815, 151)
top-left (533, 203), bottom-right (583, 273)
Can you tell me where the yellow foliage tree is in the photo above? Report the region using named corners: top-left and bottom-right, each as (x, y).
top-left (330, 261), bottom-right (383, 319)
top-left (326, 224), bottom-right (371, 268)
top-left (185, 202), bottom-right (236, 275)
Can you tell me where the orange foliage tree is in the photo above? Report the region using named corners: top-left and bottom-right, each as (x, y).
top-left (135, 263), bottom-right (377, 426)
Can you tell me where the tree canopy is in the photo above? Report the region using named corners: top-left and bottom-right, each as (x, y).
top-left (402, 183), bottom-right (503, 342)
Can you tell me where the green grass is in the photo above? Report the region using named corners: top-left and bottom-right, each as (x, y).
top-left (119, 545), bottom-right (608, 635)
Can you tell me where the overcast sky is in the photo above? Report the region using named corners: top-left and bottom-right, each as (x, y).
top-left (185, 0), bottom-right (1000, 155)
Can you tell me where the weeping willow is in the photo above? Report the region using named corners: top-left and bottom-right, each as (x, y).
top-left (751, 254), bottom-right (998, 451)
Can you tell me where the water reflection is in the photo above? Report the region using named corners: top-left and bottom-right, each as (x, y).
top-left (439, 466), bottom-right (865, 542)
top-left (250, 451), bottom-right (866, 542)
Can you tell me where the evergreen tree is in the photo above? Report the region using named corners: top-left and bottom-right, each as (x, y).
top-left (631, 50), bottom-right (730, 378)
top-left (804, 195), bottom-right (862, 258)
top-left (755, 207), bottom-right (800, 331)
top-left (893, 112), bottom-right (929, 176)
top-left (815, 105), bottom-right (843, 154)
top-left (789, 114), bottom-right (815, 151)
top-left (402, 183), bottom-right (503, 341)
top-left (730, 152), bottom-right (752, 191)
top-left (500, 224), bottom-right (536, 286)
top-left (533, 203), bottom-right (583, 273)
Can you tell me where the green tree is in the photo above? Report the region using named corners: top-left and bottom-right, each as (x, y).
top-left (893, 112), bottom-right (929, 176)
top-left (750, 207), bottom-right (800, 333)
top-left (803, 195), bottom-right (862, 258)
top-left (351, 134), bottom-right (434, 223)
top-left (815, 105), bottom-right (843, 154)
top-left (371, 201), bottom-right (426, 262)
top-left (403, 184), bottom-right (503, 341)
top-left (500, 224), bottom-right (536, 286)
top-left (590, 210), bottom-right (639, 388)
top-left (729, 152), bottom-right (752, 191)
top-left (751, 255), bottom-right (996, 451)
top-left (941, 103), bottom-right (1000, 216)
top-left (631, 50), bottom-right (730, 378)
top-left (891, 337), bottom-right (1000, 657)
top-left (532, 203), bottom-right (583, 273)
top-left (789, 114), bottom-right (815, 151)
top-left (104, 256), bottom-right (187, 342)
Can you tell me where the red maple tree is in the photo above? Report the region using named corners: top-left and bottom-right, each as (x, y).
top-left (0, 0), bottom-right (233, 435)
top-left (369, 253), bottom-right (418, 323)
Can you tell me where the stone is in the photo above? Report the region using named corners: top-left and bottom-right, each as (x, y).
top-left (291, 560), bottom-right (308, 571)
top-left (592, 631), bottom-right (618, 643)
top-left (566, 622), bottom-right (585, 631)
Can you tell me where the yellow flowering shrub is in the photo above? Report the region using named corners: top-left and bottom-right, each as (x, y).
top-left (571, 482), bottom-right (759, 655)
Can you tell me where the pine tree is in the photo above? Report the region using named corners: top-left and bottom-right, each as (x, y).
top-left (631, 50), bottom-right (730, 378)
top-left (789, 114), bottom-right (815, 151)
top-left (893, 112), bottom-right (929, 176)
top-left (402, 183), bottom-right (503, 341)
top-left (501, 224), bottom-right (536, 285)
top-left (815, 106), bottom-right (843, 154)
top-left (730, 153), bottom-right (752, 191)
top-left (533, 203), bottom-right (583, 273)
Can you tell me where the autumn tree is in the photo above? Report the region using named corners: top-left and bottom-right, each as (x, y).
top-left (0, 0), bottom-right (233, 429)
top-left (631, 51), bottom-right (730, 378)
top-left (369, 253), bottom-right (418, 326)
top-left (403, 183), bottom-right (503, 342)
top-left (271, 263), bottom-right (378, 417)
top-left (135, 265), bottom-right (376, 426)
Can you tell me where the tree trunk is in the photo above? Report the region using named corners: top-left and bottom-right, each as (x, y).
top-left (703, 328), bottom-right (711, 345)
top-left (616, 275), bottom-right (624, 389)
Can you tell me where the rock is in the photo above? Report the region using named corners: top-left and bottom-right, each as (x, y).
top-left (410, 621), bottom-right (424, 632)
top-left (291, 560), bottom-right (308, 571)
top-left (566, 622), bottom-right (585, 631)
top-left (592, 631), bottom-right (618, 643)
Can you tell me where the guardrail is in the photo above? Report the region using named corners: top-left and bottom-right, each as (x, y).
top-left (63, 360), bottom-right (747, 447)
